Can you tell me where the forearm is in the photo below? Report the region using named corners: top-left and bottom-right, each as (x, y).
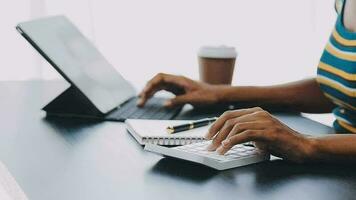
top-left (216, 78), bottom-right (335, 113)
top-left (306, 135), bottom-right (356, 163)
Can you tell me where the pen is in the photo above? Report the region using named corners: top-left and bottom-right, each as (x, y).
top-left (166, 117), bottom-right (218, 134)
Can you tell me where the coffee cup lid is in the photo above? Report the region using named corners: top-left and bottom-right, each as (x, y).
top-left (198, 45), bottom-right (237, 59)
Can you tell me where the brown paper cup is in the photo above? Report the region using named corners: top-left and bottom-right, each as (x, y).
top-left (198, 46), bottom-right (237, 85)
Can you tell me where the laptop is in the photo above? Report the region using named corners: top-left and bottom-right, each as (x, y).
top-left (16, 16), bottom-right (181, 122)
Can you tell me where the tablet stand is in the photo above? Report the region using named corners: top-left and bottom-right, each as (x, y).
top-left (42, 85), bottom-right (104, 117)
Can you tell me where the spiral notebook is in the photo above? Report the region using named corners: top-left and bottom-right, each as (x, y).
top-left (125, 119), bottom-right (209, 145)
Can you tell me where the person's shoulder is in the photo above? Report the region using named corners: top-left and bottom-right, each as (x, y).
top-left (335, 0), bottom-right (344, 15)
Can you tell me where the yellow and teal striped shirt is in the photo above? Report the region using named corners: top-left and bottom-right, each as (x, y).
top-left (317, 0), bottom-right (356, 133)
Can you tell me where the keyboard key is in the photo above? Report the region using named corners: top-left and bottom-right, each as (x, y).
top-left (243, 146), bottom-right (255, 150)
top-left (107, 97), bottom-right (181, 120)
top-left (175, 141), bottom-right (263, 162)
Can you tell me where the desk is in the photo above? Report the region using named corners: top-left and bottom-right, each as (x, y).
top-left (0, 80), bottom-right (355, 200)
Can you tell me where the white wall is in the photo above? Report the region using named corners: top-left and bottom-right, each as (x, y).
top-left (0, 0), bottom-right (336, 89)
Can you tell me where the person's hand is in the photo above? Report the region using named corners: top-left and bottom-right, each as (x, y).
top-left (137, 73), bottom-right (221, 107)
top-left (205, 107), bottom-right (315, 163)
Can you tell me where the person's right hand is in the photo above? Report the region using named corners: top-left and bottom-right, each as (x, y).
top-left (137, 73), bottom-right (221, 108)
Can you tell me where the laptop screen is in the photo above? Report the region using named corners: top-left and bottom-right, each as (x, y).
top-left (17, 16), bottom-right (136, 114)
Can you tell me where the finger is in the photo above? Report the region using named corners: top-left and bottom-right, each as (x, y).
top-left (211, 120), bottom-right (269, 151)
top-left (137, 85), bottom-right (166, 107)
top-left (254, 141), bottom-right (268, 151)
top-left (137, 73), bottom-right (170, 106)
top-left (217, 130), bottom-right (265, 155)
top-left (136, 98), bottom-right (146, 107)
top-left (141, 73), bottom-right (188, 97)
top-left (163, 94), bottom-right (193, 107)
top-left (225, 120), bottom-right (271, 139)
top-left (215, 120), bottom-right (270, 153)
top-left (138, 73), bottom-right (183, 106)
top-left (207, 118), bottom-right (237, 151)
top-left (164, 92), bottom-right (205, 107)
top-left (137, 75), bottom-right (166, 106)
top-left (205, 107), bottom-right (263, 139)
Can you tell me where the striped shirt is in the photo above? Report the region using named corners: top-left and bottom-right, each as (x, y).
top-left (317, 0), bottom-right (356, 133)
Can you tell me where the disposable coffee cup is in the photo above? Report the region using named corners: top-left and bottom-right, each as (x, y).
top-left (198, 46), bottom-right (237, 85)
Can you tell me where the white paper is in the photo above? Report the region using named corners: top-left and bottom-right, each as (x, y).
top-left (0, 161), bottom-right (28, 200)
top-left (126, 119), bottom-right (211, 138)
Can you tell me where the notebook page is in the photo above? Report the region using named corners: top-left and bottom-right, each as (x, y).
top-left (0, 161), bottom-right (28, 200)
top-left (126, 119), bottom-right (211, 139)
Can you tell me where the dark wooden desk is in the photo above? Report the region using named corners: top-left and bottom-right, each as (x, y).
top-left (0, 81), bottom-right (355, 200)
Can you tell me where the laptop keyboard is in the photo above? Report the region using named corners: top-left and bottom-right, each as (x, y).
top-left (106, 97), bottom-right (181, 121)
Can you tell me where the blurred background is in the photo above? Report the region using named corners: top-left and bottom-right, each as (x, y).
top-left (0, 0), bottom-right (335, 89)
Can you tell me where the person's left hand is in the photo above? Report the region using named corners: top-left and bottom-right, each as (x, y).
top-left (205, 107), bottom-right (315, 163)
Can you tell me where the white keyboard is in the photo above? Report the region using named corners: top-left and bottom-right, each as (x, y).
top-left (144, 141), bottom-right (270, 170)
